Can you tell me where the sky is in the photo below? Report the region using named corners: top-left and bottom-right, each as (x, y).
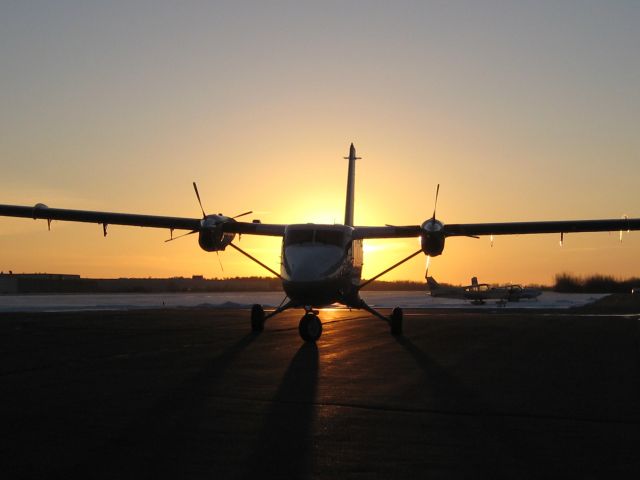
top-left (1, 1), bottom-right (639, 285)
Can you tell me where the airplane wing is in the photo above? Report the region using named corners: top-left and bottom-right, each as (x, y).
top-left (353, 218), bottom-right (640, 239)
top-left (352, 226), bottom-right (422, 239)
top-left (0, 204), bottom-right (286, 236)
top-left (224, 221), bottom-right (286, 236)
top-left (442, 218), bottom-right (640, 237)
top-left (2, 204), bottom-right (638, 239)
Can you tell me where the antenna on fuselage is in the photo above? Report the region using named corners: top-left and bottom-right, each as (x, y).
top-left (344, 143), bottom-right (361, 226)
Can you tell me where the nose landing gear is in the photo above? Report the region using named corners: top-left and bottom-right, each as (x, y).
top-left (299, 309), bottom-right (322, 342)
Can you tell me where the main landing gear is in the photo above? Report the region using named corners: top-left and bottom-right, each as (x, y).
top-left (250, 301), bottom-right (402, 342)
top-left (390, 306), bottom-right (403, 335)
top-left (251, 304), bottom-right (265, 332)
top-left (359, 300), bottom-right (403, 336)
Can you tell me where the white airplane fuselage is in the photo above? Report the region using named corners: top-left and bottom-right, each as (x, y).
top-left (281, 224), bottom-right (363, 307)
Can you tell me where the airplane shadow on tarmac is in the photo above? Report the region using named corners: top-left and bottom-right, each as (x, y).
top-left (63, 332), bottom-right (261, 478)
top-left (244, 342), bottom-right (319, 479)
top-left (394, 335), bottom-right (544, 478)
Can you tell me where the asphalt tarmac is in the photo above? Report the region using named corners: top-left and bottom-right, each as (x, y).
top-left (1, 307), bottom-right (638, 479)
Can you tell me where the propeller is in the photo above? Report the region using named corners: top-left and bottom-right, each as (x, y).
top-left (166, 182), bottom-right (253, 244)
top-left (194, 181), bottom-right (252, 220)
top-left (431, 183), bottom-right (440, 219)
top-left (165, 181), bottom-right (207, 243)
top-left (163, 182), bottom-right (207, 244)
top-left (216, 251), bottom-right (224, 272)
top-left (422, 184), bottom-right (442, 279)
top-left (425, 255), bottom-right (431, 280)
top-left (233, 210), bottom-right (253, 219)
top-left (193, 182), bottom-right (206, 218)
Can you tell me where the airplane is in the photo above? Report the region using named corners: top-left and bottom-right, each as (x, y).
top-left (426, 276), bottom-right (542, 305)
top-left (1, 143), bottom-right (639, 342)
top-left (502, 284), bottom-right (542, 302)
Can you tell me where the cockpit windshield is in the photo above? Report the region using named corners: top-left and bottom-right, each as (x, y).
top-left (285, 228), bottom-right (346, 247)
top-left (285, 229), bottom-right (314, 245)
top-left (315, 230), bottom-right (344, 246)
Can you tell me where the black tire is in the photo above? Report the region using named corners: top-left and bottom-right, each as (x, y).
top-left (390, 307), bottom-right (403, 335)
top-left (298, 313), bottom-right (322, 342)
top-left (251, 304), bottom-right (265, 332)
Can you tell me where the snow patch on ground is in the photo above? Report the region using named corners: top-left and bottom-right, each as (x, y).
top-left (0, 291), bottom-right (606, 313)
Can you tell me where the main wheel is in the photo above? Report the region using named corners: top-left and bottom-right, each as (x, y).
top-left (390, 307), bottom-right (403, 335)
top-left (298, 313), bottom-right (322, 342)
top-left (251, 304), bottom-right (265, 332)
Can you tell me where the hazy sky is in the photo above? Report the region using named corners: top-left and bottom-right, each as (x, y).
top-left (1, 1), bottom-right (639, 284)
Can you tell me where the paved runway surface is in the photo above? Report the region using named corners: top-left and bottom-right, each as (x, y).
top-left (1, 308), bottom-right (639, 479)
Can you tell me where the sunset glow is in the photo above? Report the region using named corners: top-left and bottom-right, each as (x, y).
top-left (1, 2), bottom-right (639, 285)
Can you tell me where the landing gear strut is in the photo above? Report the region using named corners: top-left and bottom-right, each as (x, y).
top-left (249, 300), bottom-right (296, 335)
top-left (250, 300), bottom-right (399, 341)
top-left (359, 299), bottom-right (403, 335)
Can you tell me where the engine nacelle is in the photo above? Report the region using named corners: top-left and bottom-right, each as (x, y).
top-left (420, 219), bottom-right (445, 256)
top-left (197, 215), bottom-right (236, 252)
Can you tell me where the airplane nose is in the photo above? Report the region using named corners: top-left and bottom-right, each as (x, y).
top-left (284, 246), bottom-right (343, 282)
top-left (288, 260), bottom-right (329, 282)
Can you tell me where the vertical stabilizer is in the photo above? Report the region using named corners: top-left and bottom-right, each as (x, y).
top-left (344, 143), bottom-right (360, 226)
top-left (426, 276), bottom-right (440, 290)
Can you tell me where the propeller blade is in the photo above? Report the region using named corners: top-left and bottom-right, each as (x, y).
top-left (233, 210), bottom-right (253, 219)
top-left (431, 184), bottom-right (440, 219)
top-left (165, 229), bottom-right (198, 243)
top-left (425, 255), bottom-right (431, 280)
top-left (192, 182), bottom-right (206, 218)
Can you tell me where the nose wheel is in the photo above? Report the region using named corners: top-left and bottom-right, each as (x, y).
top-left (299, 312), bottom-right (322, 342)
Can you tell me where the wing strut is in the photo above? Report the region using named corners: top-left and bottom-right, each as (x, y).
top-left (228, 242), bottom-right (282, 280)
top-left (358, 248), bottom-right (423, 290)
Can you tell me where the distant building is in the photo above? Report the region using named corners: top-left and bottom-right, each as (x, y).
top-left (2, 273), bottom-right (80, 280)
top-left (0, 272), bottom-right (283, 294)
top-left (0, 273), bottom-right (83, 294)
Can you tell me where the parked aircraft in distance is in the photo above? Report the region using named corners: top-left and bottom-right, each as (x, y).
top-left (427, 276), bottom-right (542, 305)
top-left (1, 143), bottom-right (639, 342)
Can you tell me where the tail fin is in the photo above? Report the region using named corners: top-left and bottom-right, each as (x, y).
top-left (471, 276), bottom-right (478, 286)
top-left (426, 276), bottom-right (440, 290)
top-left (344, 143), bottom-right (360, 226)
